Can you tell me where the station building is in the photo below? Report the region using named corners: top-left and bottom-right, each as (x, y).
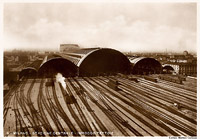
top-left (19, 48), bottom-right (132, 78)
top-left (60, 44), bottom-right (80, 53)
top-left (19, 48), bottom-right (166, 78)
top-left (164, 61), bottom-right (197, 76)
top-left (63, 48), bottom-right (131, 76)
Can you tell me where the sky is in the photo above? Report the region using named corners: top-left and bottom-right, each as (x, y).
top-left (4, 3), bottom-right (197, 53)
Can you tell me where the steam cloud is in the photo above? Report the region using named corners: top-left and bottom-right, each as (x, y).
top-left (55, 73), bottom-right (66, 89)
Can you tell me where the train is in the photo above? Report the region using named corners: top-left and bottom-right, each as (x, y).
top-left (128, 77), bottom-right (139, 83)
top-left (143, 76), bottom-right (157, 83)
top-left (158, 75), bottom-right (183, 84)
top-left (117, 73), bottom-right (139, 82)
top-left (107, 79), bottom-right (119, 91)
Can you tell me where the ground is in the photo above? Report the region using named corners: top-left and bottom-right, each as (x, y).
top-left (3, 75), bottom-right (197, 137)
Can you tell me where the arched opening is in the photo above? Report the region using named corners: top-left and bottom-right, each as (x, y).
top-left (131, 57), bottom-right (162, 75)
top-left (78, 48), bottom-right (131, 76)
top-left (19, 68), bottom-right (37, 79)
top-left (38, 58), bottom-right (78, 78)
top-left (163, 65), bottom-right (174, 74)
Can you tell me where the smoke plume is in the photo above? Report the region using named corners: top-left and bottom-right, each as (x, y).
top-left (55, 73), bottom-right (66, 89)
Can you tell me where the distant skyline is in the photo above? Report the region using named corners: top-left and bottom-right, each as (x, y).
top-left (4, 3), bottom-right (197, 53)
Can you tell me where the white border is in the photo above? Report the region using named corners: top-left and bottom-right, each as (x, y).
top-left (1, 0), bottom-right (199, 3)
top-left (0, 1), bottom-right (4, 139)
top-left (0, 0), bottom-right (199, 139)
top-left (197, 2), bottom-right (199, 139)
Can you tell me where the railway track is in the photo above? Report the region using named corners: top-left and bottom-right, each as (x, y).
top-left (41, 85), bottom-right (66, 136)
top-left (13, 82), bottom-right (32, 137)
top-left (116, 77), bottom-right (197, 123)
top-left (26, 78), bottom-right (45, 136)
top-left (76, 78), bottom-right (130, 136)
top-left (87, 77), bottom-right (175, 136)
top-left (85, 77), bottom-right (174, 136)
top-left (92, 76), bottom-right (196, 136)
top-left (44, 79), bottom-right (70, 136)
top-left (117, 77), bottom-right (196, 112)
top-left (138, 80), bottom-right (196, 110)
top-left (4, 76), bottom-right (196, 137)
top-left (139, 79), bottom-right (196, 101)
top-left (67, 78), bottom-right (98, 135)
top-left (4, 80), bottom-right (24, 126)
top-left (37, 78), bottom-right (56, 137)
top-left (158, 79), bottom-right (196, 92)
top-left (59, 78), bottom-right (96, 136)
top-left (71, 78), bottom-right (112, 137)
top-left (13, 78), bottom-right (36, 137)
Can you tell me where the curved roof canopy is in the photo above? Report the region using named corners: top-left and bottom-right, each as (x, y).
top-left (130, 57), bottom-right (162, 74)
top-left (60, 48), bottom-right (100, 65)
top-left (64, 48), bottom-right (131, 76)
top-left (38, 54), bottom-right (78, 77)
top-left (163, 65), bottom-right (174, 73)
top-left (19, 60), bottom-right (43, 79)
top-left (163, 65), bottom-right (174, 70)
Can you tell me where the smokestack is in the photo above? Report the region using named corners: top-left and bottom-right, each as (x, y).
top-left (55, 73), bottom-right (66, 89)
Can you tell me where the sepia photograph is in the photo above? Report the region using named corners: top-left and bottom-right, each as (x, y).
top-left (2, 1), bottom-right (197, 138)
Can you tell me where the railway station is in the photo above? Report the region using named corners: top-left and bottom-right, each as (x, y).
top-left (20, 48), bottom-right (132, 78)
top-left (129, 57), bottom-right (162, 75)
top-left (4, 48), bottom-right (197, 137)
top-left (63, 48), bottom-right (131, 76)
top-left (37, 54), bottom-right (78, 78)
top-left (19, 60), bottom-right (43, 79)
top-left (162, 65), bottom-right (175, 74)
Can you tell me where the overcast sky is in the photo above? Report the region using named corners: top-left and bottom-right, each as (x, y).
top-left (4, 3), bottom-right (196, 53)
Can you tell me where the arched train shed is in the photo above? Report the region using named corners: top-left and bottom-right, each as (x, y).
top-left (162, 65), bottom-right (174, 74)
top-left (19, 60), bottom-right (43, 79)
top-left (38, 54), bottom-right (78, 78)
top-left (130, 57), bottom-right (162, 75)
top-left (63, 48), bottom-right (131, 76)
